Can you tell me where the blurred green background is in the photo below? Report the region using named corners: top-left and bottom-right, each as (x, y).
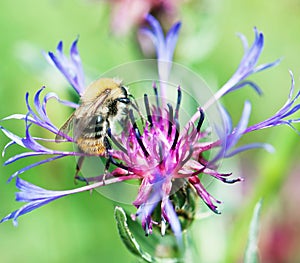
top-left (1, 0), bottom-right (300, 262)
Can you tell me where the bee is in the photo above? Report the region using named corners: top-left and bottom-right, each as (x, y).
top-left (56, 78), bottom-right (131, 179)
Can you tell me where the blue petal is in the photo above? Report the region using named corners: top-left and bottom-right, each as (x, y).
top-left (225, 101), bottom-right (252, 152)
top-left (142, 14), bottom-right (181, 62)
top-left (33, 87), bottom-right (45, 119)
top-left (165, 21), bottom-right (181, 61)
top-left (253, 58), bottom-right (281, 74)
top-left (70, 38), bottom-right (85, 93)
top-left (163, 198), bottom-right (182, 245)
top-left (0, 177), bottom-right (67, 226)
top-left (240, 28), bottom-right (264, 72)
top-left (4, 152), bottom-right (57, 166)
top-left (225, 143), bottom-right (275, 158)
top-left (144, 14), bottom-right (165, 59)
top-left (0, 125), bottom-right (27, 149)
top-left (213, 101), bottom-right (254, 161)
top-left (26, 91), bottom-right (39, 121)
top-left (224, 81), bottom-right (263, 96)
top-left (57, 41), bottom-right (63, 53)
top-left (283, 104), bottom-right (300, 117)
top-left (2, 140), bottom-right (16, 157)
top-left (1, 198), bottom-right (62, 226)
top-left (7, 155), bottom-right (66, 182)
top-left (0, 171), bottom-right (127, 226)
top-left (43, 92), bottom-right (78, 109)
top-left (23, 121), bottom-right (50, 152)
top-left (244, 73), bottom-right (300, 133)
top-left (215, 28), bottom-right (279, 100)
top-left (47, 39), bottom-right (85, 95)
top-left (237, 33), bottom-right (249, 52)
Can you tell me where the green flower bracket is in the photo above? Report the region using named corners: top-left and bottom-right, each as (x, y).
top-left (115, 206), bottom-right (183, 263)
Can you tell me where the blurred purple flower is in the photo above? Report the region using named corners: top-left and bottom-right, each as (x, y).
top-left (107, 0), bottom-right (183, 36)
top-left (1, 15), bottom-right (299, 244)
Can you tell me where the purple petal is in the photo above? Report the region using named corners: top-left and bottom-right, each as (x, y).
top-left (43, 92), bottom-right (78, 109)
top-left (162, 198), bottom-right (182, 244)
top-left (220, 105), bottom-right (233, 135)
top-left (70, 38), bottom-right (85, 91)
top-left (0, 125), bottom-right (27, 149)
top-left (2, 141), bottom-right (16, 157)
top-left (142, 14), bottom-right (181, 62)
top-left (1, 114), bottom-right (33, 122)
top-left (23, 123), bottom-right (50, 152)
top-left (245, 73), bottom-right (300, 133)
top-left (47, 39), bottom-right (85, 95)
top-left (207, 28), bottom-right (280, 105)
top-left (0, 199), bottom-right (60, 226)
top-left (230, 101), bottom-right (252, 144)
top-left (0, 177), bottom-right (68, 226)
top-left (33, 87), bottom-right (46, 119)
top-left (2, 111), bottom-right (58, 137)
top-left (224, 101), bottom-right (251, 153)
top-left (212, 101), bottom-right (252, 162)
top-left (1, 175), bottom-right (136, 226)
top-left (7, 155), bottom-right (66, 182)
top-left (165, 21), bottom-right (181, 61)
top-left (143, 14), bottom-right (165, 59)
top-left (237, 33), bottom-right (249, 51)
top-left (25, 92), bottom-right (38, 122)
top-left (282, 104), bottom-right (300, 118)
top-left (4, 149), bottom-right (83, 166)
top-left (224, 80), bottom-right (263, 96)
top-left (239, 28), bottom-right (264, 73)
top-left (4, 152), bottom-right (58, 165)
top-left (225, 143), bottom-right (275, 158)
top-left (24, 88), bottom-right (62, 135)
top-left (203, 169), bottom-right (242, 184)
top-left (253, 59), bottom-right (281, 74)
top-left (57, 41), bottom-right (63, 52)
top-left (189, 176), bottom-right (221, 214)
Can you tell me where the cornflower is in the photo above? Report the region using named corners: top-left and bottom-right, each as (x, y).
top-left (107, 0), bottom-right (183, 35)
top-left (1, 14), bottom-right (299, 245)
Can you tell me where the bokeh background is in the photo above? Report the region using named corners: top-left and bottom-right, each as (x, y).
top-left (1, 0), bottom-right (300, 262)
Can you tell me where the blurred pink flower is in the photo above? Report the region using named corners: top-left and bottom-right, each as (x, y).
top-left (108, 0), bottom-right (184, 35)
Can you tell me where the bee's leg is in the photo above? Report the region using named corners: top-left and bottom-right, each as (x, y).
top-left (103, 136), bottom-right (128, 176)
top-left (74, 156), bottom-right (89, 185)
top-left (102, 137), bottom-right (112, 185)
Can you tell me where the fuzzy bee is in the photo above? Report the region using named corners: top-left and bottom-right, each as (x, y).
top-left (56, 78), bottom-right (131, 177)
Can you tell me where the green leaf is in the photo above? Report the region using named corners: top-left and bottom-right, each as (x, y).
top-left (244, 200), bottom-right (263, 263)
top-left (114, 206), bottom-right (156, 263)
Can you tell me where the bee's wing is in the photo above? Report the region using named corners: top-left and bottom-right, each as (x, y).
top-left (55, 113), bottom-right (75, 142)
top-left (73, 93), bottom-right (110, 141)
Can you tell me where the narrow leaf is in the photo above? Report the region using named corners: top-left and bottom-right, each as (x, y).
top-left (244, 199), bottom-right (263, 263)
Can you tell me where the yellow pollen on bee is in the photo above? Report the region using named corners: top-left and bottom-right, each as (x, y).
top-left (77, 137), bottom-right (106, 155)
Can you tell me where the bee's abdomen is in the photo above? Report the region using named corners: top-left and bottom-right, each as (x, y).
top-left (76, 116), bottom-right (108, 155)
top-left (77, 137), bottom-right (106, 155)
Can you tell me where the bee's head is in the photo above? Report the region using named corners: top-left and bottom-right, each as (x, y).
top-left (81, 78), bottom-right (124, 103)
